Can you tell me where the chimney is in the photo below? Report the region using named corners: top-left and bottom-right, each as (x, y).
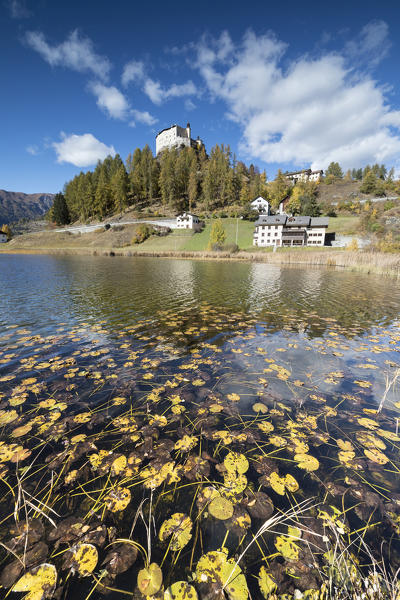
top-left (186, 122), bottom-right (191, 139)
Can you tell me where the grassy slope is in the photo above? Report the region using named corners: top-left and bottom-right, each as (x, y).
top-left (326, 216), bottom-right (360, 235)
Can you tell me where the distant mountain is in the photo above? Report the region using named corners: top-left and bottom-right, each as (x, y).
top-left (0, 190), bottom-right (54, 224)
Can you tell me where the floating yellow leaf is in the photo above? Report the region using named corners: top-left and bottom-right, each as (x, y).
top-left (12, 563), bottom-right (57, 600)
top-left (70, 543), bottom-right (98, 576)
top-left (111, 455), bottom-right (127, 476)
top-left (137, 563), bottom-right (163, 596)
top-left (284, 473), bottom-right (299, 493)
top-left (294, 453), bottom-right (319, 472)
top-left (357, 417), bottom-right (379, 430)
top-left (164, 582), bottom-right (198, 600)
top-left (195, 550), bottom-right (248, 600)
top-left (159, 513), bottom-right (192, 550)
top-left (209, 496), bottom-right (234, 520)
top-left (252, 403), bottom-right (268, 413)
top-left (364, 448), bottom-right (388, 465)
top-left (224, 452), bottom-right (249, 475)
top-left (269, 472), bottom-right (285, 495)
top-left (105, 486), bottom-right (131, 512)
top-left (258, 566), bottom-right (277, 598)
top-left (275, 535), bottom-right (300, 560)
top-left (257, 421), bottom-right (274, 433)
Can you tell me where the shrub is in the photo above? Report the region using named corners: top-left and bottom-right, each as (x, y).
top-left (384, 200), bottom-right (395, 211)
top-left (326, 209), bottom-right (337, 217)
top-left (131, 224), bottom-right (154, 244)
top-left (346, 238), bottom-right (359, 251)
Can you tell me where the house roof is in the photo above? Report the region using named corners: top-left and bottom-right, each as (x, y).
top-left (310, 217), bottom-right (329, 227)
top-left (255, 215), bottom-right (287, 226)
top-left (177, 212), bottom-right (198, 218)
top-left (250, 196), bottom-right (269, 204)
top-left (285, 169), bottom-right (312, 177)
top-left (285, 216), bottom-right (311, 227)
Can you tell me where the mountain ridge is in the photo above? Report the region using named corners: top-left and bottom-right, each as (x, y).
top-left (0, 189), bottom-right (54, 224)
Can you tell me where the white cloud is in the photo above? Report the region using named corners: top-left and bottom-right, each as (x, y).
top-left (26, 144), bottom-right (39, 155)
top-left (25, 29), bottom-right (111, 81)
top-left (88, 82), bottom-right (130, 119)
top-left (129, 109), bottom-right (158, 127)
top-left (193, 26), bottom-right (400, 170)
top-left (53, 133), bottom-right (115, 167)
top-left (344, 20), bottom-right (390, 68)
top-left (7, 0), bottom-right (31, 18)
top-left (185, 99), bottom-right (196, 111)
top-left (143, 77), bottom-right (197, 104)
top-left (122, 60), bottom-right (145, 86)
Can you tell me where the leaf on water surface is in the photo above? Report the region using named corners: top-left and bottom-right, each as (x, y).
top-left (364, 448), bottom-right (389, 465)
top-left (164, 581), bottom-right (198, 600)
top-left (195, 550), bottom-right (248, 600)
top-left (101, 542), bottom-right (138, 575)
top-left (224, 452), bottom-right (249, 475)
top-left (159, 513), bottom-right (192, 550)
top-left (11, 563), bottom-right (57, 600)
top-left (105, 486), bottom-right (131, 512)
top-left (227, 393), bottom-right (240, 402)
top-left (257, 421), bottom-right (274, 433)
top-left (294, 453), bottom-right (320, 472)
top-left (258, 565), bottom-right (277, 598)
top-left (337, 439), bottom-right (354, 452)
top-left (137, 563), bottom-right (163, 596)
top-left (252, 402), bottom-right (268, 413)
top-left (174, 435), bottom-right (197, 452)
top-left (68, 543), bottom-right (98, 576)
top-left (111, 454), bottom-right (127, 476)
top-left (209, 496), bottom-right (234, 520)
top-left (284, 473), bottom-right (299, 493)
top-left (275, 535), bottom-right (300, 561)
top-left (0, 409), bottom-right (18, 426)
top-left (357, 417), bottom-right (379, 430)
top-left (269, 472), bottom-right (285, 496)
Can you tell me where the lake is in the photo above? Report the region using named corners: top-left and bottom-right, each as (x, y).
top-left (0, 255), bottom-right (400, 600)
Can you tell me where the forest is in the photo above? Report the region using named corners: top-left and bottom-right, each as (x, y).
top-left (53, 144), bottom-right (399, 226)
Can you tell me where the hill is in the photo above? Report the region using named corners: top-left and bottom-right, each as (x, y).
top-left (0, 190), bottom-right (54, 224)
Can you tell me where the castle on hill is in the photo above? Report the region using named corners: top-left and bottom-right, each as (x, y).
top-left (155, 123), bottom-right (204, 156)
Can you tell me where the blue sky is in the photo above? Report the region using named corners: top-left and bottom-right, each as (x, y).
top-left (1, 0), bottom-right (400, 193)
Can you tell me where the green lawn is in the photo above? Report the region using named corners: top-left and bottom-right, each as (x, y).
top-left (132, 219), bottom-right (255, 252)
top-left (327, 216), bottom-right (360, 235)
top-left (129, 217), bottom-right (351, 253)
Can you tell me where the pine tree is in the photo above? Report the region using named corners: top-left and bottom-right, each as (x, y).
top-left (51, 192), bottom-right (70, 225)
top-left (326, 162), bottom-right (343, 178)
top-left (111, 164), bottom-right (129, 213)
top-left (360, 170), bottom-right (378, 194)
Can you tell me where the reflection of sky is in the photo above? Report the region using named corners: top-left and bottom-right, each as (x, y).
top-left (247, 263), bottom-right (281, 310)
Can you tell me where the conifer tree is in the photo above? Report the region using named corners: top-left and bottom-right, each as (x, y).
top-left (51, 192), bottom-right (70, 225)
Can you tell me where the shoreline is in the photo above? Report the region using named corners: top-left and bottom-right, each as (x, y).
top-left (1, 245), bottom-right (400, 277)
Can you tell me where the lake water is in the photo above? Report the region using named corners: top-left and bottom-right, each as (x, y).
top-left (0, 255), bottom-right (400, 599)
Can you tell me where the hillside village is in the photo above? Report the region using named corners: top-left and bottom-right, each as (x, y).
top-left (3, 122), bottom-right (400, 253)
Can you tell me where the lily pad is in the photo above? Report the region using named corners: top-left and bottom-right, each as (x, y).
top-left (164, 581), bottom-right (198, 600)
top-left (294, 453), bottom-right (320, 472)
top-left (138, 563), bottom-right (163, 596)
top-left (209, 496), bottom-right (234, 520)
top-left (195, 550), bottom-right (248, 600)
top-left (224, 452), bottom-right (249, 475)
top-left (105, 486), bottom-right (131, 512)
top-left (12, 563), bottom-right (57, 600)
top-left (69, 543), bottom-right (98, 576)
top-left (258, 565), bottom-right (277, 598)
top-left (159, 513), bottom-right (192, 550)
top-left (275, 535), bottom-right (300, 561)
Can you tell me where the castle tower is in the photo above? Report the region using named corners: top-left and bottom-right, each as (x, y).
top-left (186, 122), bottom-right (191, 140)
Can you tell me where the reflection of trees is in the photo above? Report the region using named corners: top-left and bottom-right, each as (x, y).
top-left (60, 256), bottom-right (400, 343)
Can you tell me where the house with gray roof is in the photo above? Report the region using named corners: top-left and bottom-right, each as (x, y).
top-left (253, 215), bottom-right (329, 248)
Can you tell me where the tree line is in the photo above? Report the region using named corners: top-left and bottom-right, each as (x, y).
top-left (51, 145), bottom-right (270, 224)
top-left (51, 145), bottom-right (399, 226)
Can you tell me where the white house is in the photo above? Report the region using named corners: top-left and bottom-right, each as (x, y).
top-left (253, 215), bottom-right (329, 247)
top-left (250, 196), bottom-right (270, 214)
top-left (176, 213), bottom-right (201, 230)
top-left (156, 123), bottom-right (204, 156)
top-left (307, 217), bottom-right (329, 246)
top-left (0, 232), bottom-right (7, 243)
top-left (285, 169), bottom-right (323, 183)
